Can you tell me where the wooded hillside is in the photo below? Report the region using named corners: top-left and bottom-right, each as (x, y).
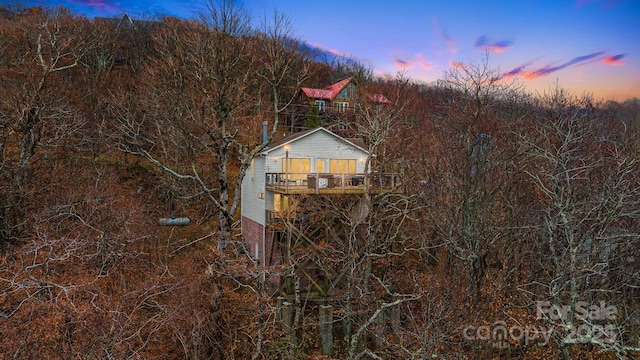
top-left (1, 3), bottom-right (639, 359)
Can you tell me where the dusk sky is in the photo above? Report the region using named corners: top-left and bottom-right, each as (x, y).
top-left (12, 0), bottom-right (640, 101)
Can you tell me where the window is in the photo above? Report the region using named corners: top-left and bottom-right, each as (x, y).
top-left (258, 192), bottom-right (264, 199)
top-left (274, 194), bottom-right (290, 212)
top-left (329, 159), bottom-right (356, 174)
top-left (339, 84), bottom-right (354, 99)
top-left (315, 100), bottom-right (325, 112)
top-left (283, 158), bottom-right (311, 181)
top-left (333, 102), bottom-right (349, 113)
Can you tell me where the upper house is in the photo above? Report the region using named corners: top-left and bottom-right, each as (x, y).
top-left (93, 14), bottom-right (158, 69)
top-left (241, 127), bottom-right (400, 265)
top-left (295, 78), bottom-right (391, 133)
top-left (299, 77), bottom-right (390, 113)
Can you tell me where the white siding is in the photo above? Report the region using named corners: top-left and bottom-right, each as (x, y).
top-left (264, 130), bottom-right (369, 174)
top-left (241, 128), bottom-right (370, 229)
top-left (265, 188), bottom-right (275, 212)
top-left (241, 156), bottom-right (266, 226)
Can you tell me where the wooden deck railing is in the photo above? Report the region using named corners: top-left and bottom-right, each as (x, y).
top-left (265, 172), bottom-right (400, 194)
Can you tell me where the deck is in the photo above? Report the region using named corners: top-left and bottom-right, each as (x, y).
top-left (265, 172), bottom-right (401, 195)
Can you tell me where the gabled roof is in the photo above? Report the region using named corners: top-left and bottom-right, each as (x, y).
top-left (300, 77), bottom-right (391, 104)
top-left (300, 88), bottom-right (334, 100)
top-left (266, 127), bottom-right (317, 150)
top-left (261, 127), bottom-right (369, 155)
top-left (300, 77), bottom-right (354, 101)
top-left (94, 13), bottom-right (158, 31)
top-left (118, 13), bottom-right (135, 29)
top-left (325, 78), bottom-right (353, 97)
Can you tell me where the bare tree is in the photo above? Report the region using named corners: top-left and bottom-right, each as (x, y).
top-left (519, 88), bottom-right (640, 359)
top-left (255, 8), bottom-right (311, 135)
top-left (268, 75), bottom-right (425, 358)
top-left (110, 1), bottom-right (310, 255)
top-left (422, 57), bottom-right (525, 298)
top-left (0, 6), bottom-right (86, 244)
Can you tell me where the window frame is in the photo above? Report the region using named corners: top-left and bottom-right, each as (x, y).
top-left (333, 101), bottom-right (349, 113)
top-left (329, 159), bottom-right (356, 174)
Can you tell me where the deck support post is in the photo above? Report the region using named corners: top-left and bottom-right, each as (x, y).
top-left (319, 304), bottom-right (333, 355)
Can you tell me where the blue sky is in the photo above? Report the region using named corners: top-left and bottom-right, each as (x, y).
top-left (10, 0), bottom-right (640, 101)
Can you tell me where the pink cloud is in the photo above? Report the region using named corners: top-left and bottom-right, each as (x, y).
top-left (393, 58), bottom-right (412, 69)
top-left (492, 50), bottom-right (622, 82)
top-left (326, 48), bottom-right (347, 57)
top-left (602, 54), bottom-right (626, 66)
top-left (475, 35), bottom-right (513, 53)
top-left (415, 54), bottom-right (434, 70)
top-left (393, 54), bottom-right (434, 70)
top-left (308, 42), bottom-right (350, 58)
top-left (490, 62), bottom-right (534, 82)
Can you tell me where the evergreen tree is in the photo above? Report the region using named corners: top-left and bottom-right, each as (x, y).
top-left (304, 104), bottom-right (322, 129)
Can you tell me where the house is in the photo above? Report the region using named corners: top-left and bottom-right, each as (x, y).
top-left (299, 77), bottom-right (390, 114)
top-left (94, 13), bottom-right (157, 31)
top-left (300, 78), bottom-right (357, 113)
top-left (291, 77), bottom-right (391, 133)
top-left (93, 14), bottom-right (158, 69)
top-left (241, 127), bottom-right (401, 353)
top-left (241, 127), bottom-right (399, 268)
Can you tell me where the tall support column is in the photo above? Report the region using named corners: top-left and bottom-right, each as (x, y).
top-left (280, 298), bottom-right (293, 333)
top-left (319, 304), bottom-right (333, 355)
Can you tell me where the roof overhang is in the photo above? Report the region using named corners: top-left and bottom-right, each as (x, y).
top-left (260, 127), bottom-right (369, 156)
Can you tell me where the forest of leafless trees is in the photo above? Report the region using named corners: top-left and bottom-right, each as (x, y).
top-left (1, 2), bottom-right (639, 359)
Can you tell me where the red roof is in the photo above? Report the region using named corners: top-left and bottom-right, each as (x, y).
top-left (300, 77), bottom-right (353, 101)
top-left (300, 88), bottom-right (334, 100)
top-left (369, 93), bottom-right (391, 104)
top-left (300, 77), bottom-right (390, 104)
top-left (325, 78), bottom-right (352, 97)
